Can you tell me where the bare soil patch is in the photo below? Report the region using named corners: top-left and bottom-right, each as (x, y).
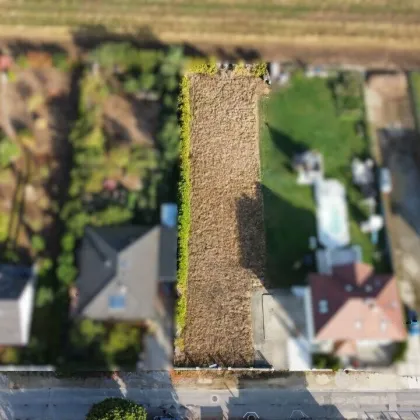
top-left (182, 73), bottom-right (267, 366)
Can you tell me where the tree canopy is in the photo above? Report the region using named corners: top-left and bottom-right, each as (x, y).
top-left (85, 397), bottom-right (147, 420)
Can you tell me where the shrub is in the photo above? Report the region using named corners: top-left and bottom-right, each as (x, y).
top-left (52, 53), bottom-right (70, 72)
top-left (56, 263), bottom-right (78, 286)
top-left (123, 77), bottom-right (141, 94)
top-left (392, 340), bottom-right (408, 363)
top-left (31, 235), bottom-right (46, 252)
top-left (0, 347), bottom-right (19, 364)
top-left (0, 138), bottom-right (20, 169)
top-left (91, 206), bottom-right (133, 226)
top-left (250, 62), bottom-right (268, 77)
top-left (61, 233), bottom-right (76, 252)
top-left (312, 353), bottom-right (341, 370)
top-left (185, 57), bottom-right (218, 76)
top-left (35, 285), bottom-right (54, 308)
top-left (86, 397), bottom-right (147, 420)
top-left (38, 258), bottom-right (53, 276)
top-left (0, 212), bottom-right (10, 242)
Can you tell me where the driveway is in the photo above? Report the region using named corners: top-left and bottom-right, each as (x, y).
top-left (251, 288), bottom-right (309, 369)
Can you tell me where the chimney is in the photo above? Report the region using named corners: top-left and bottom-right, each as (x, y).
top-left (161, 203), bottom-right (178, 228)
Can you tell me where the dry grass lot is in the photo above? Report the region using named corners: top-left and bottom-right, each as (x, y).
top-left (183, 73), bottom-right (267, 366)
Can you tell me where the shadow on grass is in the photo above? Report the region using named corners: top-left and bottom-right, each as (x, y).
top-left (261, 185), bottom-right (316, 288)
top-left (265, 123), bottom-right (307, 172)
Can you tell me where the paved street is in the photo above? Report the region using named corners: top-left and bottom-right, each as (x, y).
top-left (1, 386), bottom-right (420, 420)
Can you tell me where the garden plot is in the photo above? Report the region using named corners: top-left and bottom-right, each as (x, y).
top-left (0, 54), bottom-right (73, 262)
top-left (183, 73), bottom-right (267, 366)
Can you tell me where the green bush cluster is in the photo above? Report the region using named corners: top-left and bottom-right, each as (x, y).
top-left (86, 397), bottom-right (147, 420)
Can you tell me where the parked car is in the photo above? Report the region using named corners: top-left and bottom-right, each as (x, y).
top-left (379, 167), bottom-right (392, 194)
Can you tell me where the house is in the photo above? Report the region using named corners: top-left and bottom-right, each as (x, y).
top-left (0, 264), bottom-right (36, 346)
top-left (303, 262), bottom-right (406, 364)
top-left (72, 204), bottom-right (177, 321)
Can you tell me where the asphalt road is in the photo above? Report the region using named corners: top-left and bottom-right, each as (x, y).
top-left (1, 387), bottom-right (420, 420)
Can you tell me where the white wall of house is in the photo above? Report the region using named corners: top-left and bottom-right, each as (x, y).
top-left (302, 286), bottom-right (315, 343)
top-left (18, 277), bottom-right (35, 345)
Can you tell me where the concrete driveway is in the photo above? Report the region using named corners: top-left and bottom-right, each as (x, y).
top-left (251, 288), bottom-right (308, 369)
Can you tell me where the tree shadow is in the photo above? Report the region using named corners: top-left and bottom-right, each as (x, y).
top-left (3, 41), bottom-right (67, 58)
top-left (261, 185), bottom-right (316, 288)
top-left (265, 123), bottom-right (307, 172)
top-left (235, 182), bottom-right (266, 283)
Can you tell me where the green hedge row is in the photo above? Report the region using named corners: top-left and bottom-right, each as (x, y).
top-left (175, 75), bottom-right (192, 349)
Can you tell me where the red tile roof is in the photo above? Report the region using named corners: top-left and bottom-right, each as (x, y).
top-left (309, 262), bottom-right (406, 342)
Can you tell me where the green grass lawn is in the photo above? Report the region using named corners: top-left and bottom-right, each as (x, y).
top-left (260, 73), bottom-right (384, 288)
top-left (410, 72), bottom-right (420, 127)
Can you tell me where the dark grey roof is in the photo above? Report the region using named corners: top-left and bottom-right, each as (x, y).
top-left (75, 224), bottom-right (177, 321)
top-left (0, 264), bottom-right (35, 345)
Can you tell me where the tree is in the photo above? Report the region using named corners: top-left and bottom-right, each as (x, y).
top-left (86, 397), bottom-right (147, 420)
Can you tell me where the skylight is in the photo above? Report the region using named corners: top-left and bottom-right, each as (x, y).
top-left (109, 294), bottom-right (126, 310)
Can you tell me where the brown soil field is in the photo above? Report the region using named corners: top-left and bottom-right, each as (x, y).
top-left (182, 73), bottom-right (267, 367)
top-left (1, 0), bottom-right (420, 67)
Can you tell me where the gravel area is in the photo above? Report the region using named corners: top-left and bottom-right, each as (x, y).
top-left (183, 73), bottom-right (267, 366)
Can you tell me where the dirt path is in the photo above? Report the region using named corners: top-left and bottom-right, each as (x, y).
top-left (364, 73), bottom-right (420, 312)
top-left (182, 73), bottom-right (267, 367)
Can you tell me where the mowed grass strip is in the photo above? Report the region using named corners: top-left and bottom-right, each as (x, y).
top-left (184, 73), bottom-right (266, 366)
top-left (260, 74), bottom-right (379, 288)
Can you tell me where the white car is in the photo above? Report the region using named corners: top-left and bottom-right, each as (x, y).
top-left (379, 167), bottom-right (392, 194)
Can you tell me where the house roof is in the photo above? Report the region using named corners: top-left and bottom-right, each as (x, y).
top-left (75, 224), bottom-right (177, 321)
top-left (309, 262), bottom-right (406, 343)
top-left (0, 264), bottom-right (35, 345)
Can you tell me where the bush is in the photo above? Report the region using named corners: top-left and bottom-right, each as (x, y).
top-left (185, 57), bottom-right (218, 75)
top-left (52, 53), bottom-right (70, 72)
top-left (0, 212), bottom-right (10, 242)
top-left (86, 397), bottom-right (147, 420)
top-left (0, 138), bottom-right (20, 169)
top-left (91, 206), bottom-right (133, 226)
top-left (35, 286), bottom-right (54, 308)
top-left (392, 340), bottom-right (408, 363)
top-left (56, 263), bottom-right (78, 286)
top-left (61, 233), bottom-right (76, 252)
top-left (312, 353), bottom-right (341, 370)
top-left (31, 235), bottom-right (46, 253)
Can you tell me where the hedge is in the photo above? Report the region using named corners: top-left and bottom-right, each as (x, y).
top-left (175, 75), bottom-right (192, 349)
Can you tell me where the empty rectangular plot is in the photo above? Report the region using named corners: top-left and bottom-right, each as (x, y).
top-left (183, 74), bottom-right (267, 365)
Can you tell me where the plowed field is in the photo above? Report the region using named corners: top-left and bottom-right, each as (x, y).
top-left (182, 73), bottom-right (267, 366)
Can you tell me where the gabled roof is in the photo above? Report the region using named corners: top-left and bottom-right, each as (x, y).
top-left (309, 262), bottom-right (406, 342)
top-left (0, 264), bottom-right (35, 345)
top-left (75, 224), bottom-right (177, 321)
